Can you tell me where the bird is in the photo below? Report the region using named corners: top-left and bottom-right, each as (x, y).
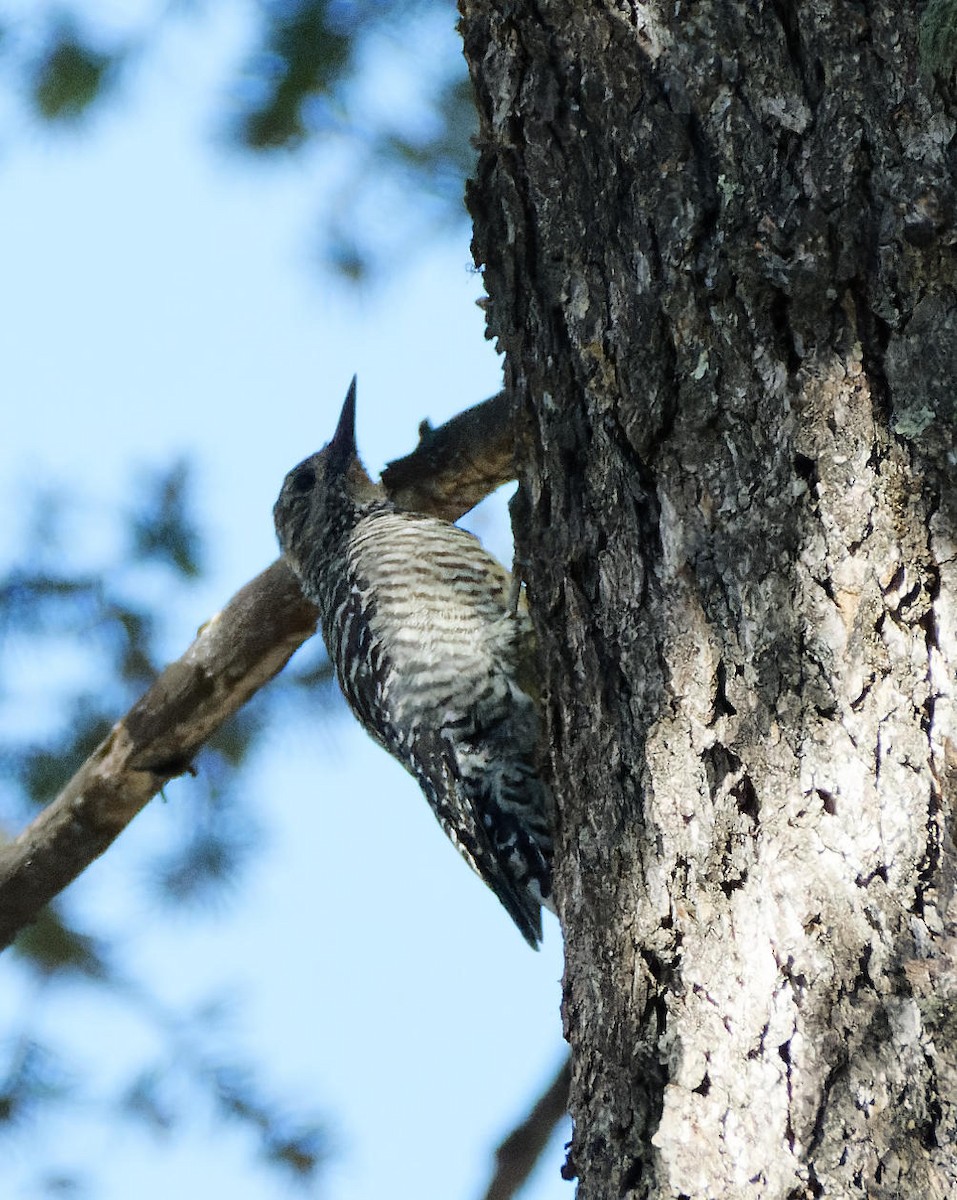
top-left (273, 378), bottom-right (553, 946)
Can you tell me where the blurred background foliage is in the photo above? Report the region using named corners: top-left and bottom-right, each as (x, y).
top-left (7, 0), bottom-right (476, 279)
top-left (0, 0), bottom-right (480, 1192)
top-left (1, 466), bottom-right (338, 1191)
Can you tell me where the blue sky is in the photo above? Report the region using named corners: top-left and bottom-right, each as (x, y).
top-left (0, 4), bottom-right (569, 1198)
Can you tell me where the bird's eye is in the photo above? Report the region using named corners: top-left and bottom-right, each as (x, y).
top-left (290, 467), bottom-right (316, 493)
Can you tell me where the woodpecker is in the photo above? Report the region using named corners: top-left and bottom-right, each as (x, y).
top-left (273, 378), bottom-right (553, 946)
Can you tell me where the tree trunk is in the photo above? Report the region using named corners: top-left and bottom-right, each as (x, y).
top-left (460, 3), bottom-right (957, 1196)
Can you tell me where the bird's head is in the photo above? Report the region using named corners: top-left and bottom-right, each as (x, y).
top-left (273, 377), bottom-right (382, 566)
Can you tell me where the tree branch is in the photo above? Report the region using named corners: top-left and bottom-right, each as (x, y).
top-left (480, 1056), bottom-right (571, 1200)
top-left (0, 393), bottom-right (515, 951)
top-left (382, 390), bottom-right (513, 521)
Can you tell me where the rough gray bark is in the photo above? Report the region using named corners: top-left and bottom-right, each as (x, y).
top-left (461, 2), bottom-right (957, 1197)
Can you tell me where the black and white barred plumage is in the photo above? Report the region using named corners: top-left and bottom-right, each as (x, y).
top-left (273, 379), bottom-right (553, 946)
